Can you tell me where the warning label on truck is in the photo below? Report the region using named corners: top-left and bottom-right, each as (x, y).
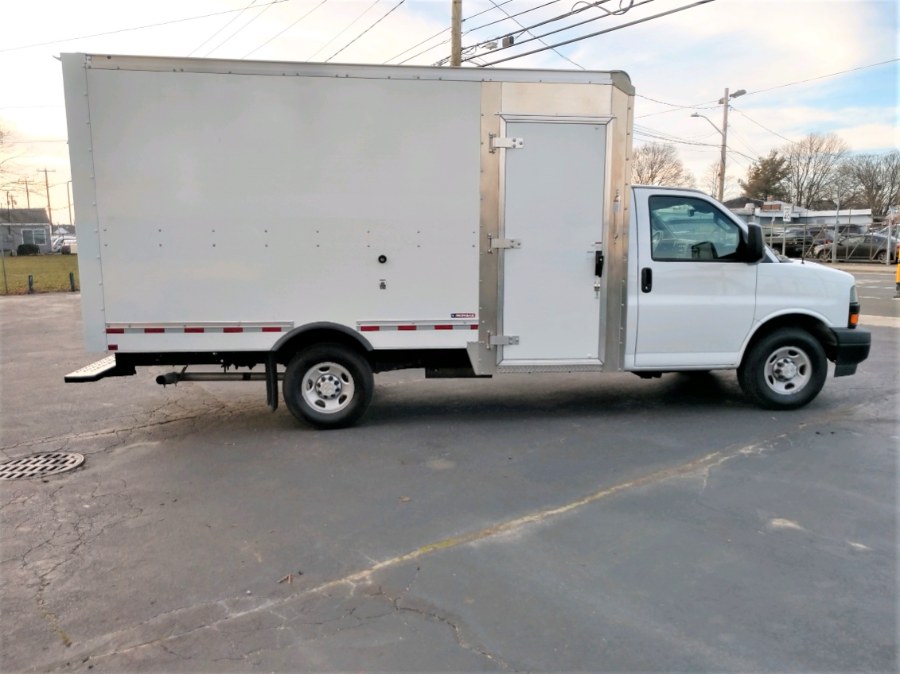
top-left (451, 313), bottom-right (476, 318)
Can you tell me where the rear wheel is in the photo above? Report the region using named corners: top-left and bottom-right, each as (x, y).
top-left (875, 250), bottom-right (887, 262)
top-left (283, 344), bottom-right (374, 429)
top-left (737, 328), bottom-right (827, 410)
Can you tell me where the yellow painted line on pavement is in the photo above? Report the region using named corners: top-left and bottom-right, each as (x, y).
top-left (302, 447), bottom-right (754, 597)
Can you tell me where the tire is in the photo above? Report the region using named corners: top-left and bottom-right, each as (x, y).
top-left (737, 328), bottom-right (827, 410)
top-left (817, 249), bottom-right (830, 262)
top-left (874, 250), bottom-right (886, 262)
top-left (283, 343), bottom-right (374, 429)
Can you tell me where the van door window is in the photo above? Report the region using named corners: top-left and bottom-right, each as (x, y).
top-left (649, 195), bottom-right (742, 261)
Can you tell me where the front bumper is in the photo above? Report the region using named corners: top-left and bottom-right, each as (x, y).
top-left (830, 327), bottom-right (871, 377)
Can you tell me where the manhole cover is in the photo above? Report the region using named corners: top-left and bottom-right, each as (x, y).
top-left (0, 452), bottom-right (85, 480)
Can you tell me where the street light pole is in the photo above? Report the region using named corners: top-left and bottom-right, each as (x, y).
top-left (718, 88), bottom-right (730, 203)
top-left (691, 87), bottom-right (745, 202)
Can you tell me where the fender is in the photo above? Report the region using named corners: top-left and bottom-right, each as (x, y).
top-left (271, 321), bottom-right (374, 355)
top-left (738, 310), bottom-right (836, 363)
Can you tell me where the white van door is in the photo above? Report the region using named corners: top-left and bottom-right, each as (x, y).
top-left (633, 189), bottom-right (758, 368)
top-left (498, 120), bottom-right (607, 366)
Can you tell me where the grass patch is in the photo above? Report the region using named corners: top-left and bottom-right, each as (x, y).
top-left (0, 255), bottom-right (80, 294)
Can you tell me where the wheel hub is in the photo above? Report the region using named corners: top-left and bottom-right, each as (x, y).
top-left (772, 357), bottom-right (799, 381)
top-left (315, 373), bottom-right (343, 399)
top-left (764, 346), bottom-right (811, 395)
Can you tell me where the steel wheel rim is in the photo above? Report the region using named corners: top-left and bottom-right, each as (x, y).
top-left (764, 346), bottom-right (812, 395)
top-left (301, 361), bottom-right (355, 414)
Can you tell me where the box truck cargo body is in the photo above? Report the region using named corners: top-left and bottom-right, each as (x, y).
top-left (62, 54), bottom-right (870, 428)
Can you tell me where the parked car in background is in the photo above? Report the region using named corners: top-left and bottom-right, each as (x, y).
top-left (814, 233), bottom-right (898, 262)
top-left (52, 236), bottom-right (77, 253)
top-left (771, 226), bottom-right (828, 258)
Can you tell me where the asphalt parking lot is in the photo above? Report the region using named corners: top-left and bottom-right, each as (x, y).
top-left (1, 264), bottom-right (897, 672)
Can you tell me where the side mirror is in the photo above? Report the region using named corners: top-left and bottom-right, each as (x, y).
top-left (744, 223), bottom-right (765, 262)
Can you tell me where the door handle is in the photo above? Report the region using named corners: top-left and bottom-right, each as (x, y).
top-left (594, 251), bottom-right (604, 277)
top-left (641, 267), bottom-right (653, 293)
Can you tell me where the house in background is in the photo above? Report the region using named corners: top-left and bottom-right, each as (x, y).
top-left (0, 208), bottom-right (52, 255)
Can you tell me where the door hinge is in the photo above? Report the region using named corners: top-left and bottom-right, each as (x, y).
top-left (489, 234), bottom-right (522, 251)
top-left (489, 133), bottom-right (524, 153)
top-left (489, 334), bottom-right (520, 346)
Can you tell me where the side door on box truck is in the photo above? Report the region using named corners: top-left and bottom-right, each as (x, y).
top-left (498, 119), bottom-right (608, 367)
top-left (632, 188), bottom-right (758, 369)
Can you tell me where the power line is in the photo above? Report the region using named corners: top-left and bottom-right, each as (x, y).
top-left (477, 0), bottom-right (714, 67)
top-left (463, 0), bottom-right (563, 36)
top-left (206, 0), bottom-right (280, 57)
top-left (484, 0), bottom-right (585, 70)
top-left (635, 126), bottom-right (755, 162)
top-left (742, 58), bottom-right (899, 97)
top-left (637, 57), bottom-right (899, 120)
top-left (244, 0), bottom-right (331, 58)
top-left (309, 0), bottom-right (384, 61)
top-left (730, 107), bottom-right (795, 144)
top-left (326, 0), bottom-right (406, 62)
top-left (0, 0), bottom-right (294, 54)
top-left (188, 0), bottom-right (259, 57)
top-left (458, 0), bottom-right (648, 65)
top-left (389, 0), bottom-right (517, 65)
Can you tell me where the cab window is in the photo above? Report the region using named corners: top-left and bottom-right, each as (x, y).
top-left (649, 195), bottom-right (743, 261)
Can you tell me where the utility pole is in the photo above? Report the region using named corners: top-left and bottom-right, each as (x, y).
top-left (17, 178), bottom-right (31, 208)
top-left (39, 168), bottom-right (55, 226)
top-left (450, 0), bottom-right (462, 66)
top-left (717, 88), bottom-right (730, 203)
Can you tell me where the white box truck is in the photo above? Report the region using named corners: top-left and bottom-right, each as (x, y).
top-left (62, 53), bottom-right (870, 428)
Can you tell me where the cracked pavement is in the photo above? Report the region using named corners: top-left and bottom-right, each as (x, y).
top-left (1, 292), bottom-right (897, 672)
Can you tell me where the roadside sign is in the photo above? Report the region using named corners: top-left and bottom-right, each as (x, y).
top-left (782, 204), bottom-right (792, 223)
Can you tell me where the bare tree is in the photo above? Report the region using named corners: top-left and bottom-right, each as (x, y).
top-left (632, 142), bottom-right (694, 187)
top-left (701, 161), bottom-right (719, 197)
top-left (780, 133), bottom-right (849, 208)
top-left (838, 151), bottom-right (900, 218)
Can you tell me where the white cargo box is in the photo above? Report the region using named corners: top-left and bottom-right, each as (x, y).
top-left (62, 54), bottom-right (633, 363)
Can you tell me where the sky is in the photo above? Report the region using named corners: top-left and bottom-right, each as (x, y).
top-left (1, 0), bottom-right (897, 225)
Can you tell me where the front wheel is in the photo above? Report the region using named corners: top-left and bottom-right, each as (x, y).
top-left (737, 328), bottom-right (827, 410)
top-left (283, 344), bottom-right (374, 429)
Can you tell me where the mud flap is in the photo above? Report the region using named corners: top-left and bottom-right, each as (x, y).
top-left (266, 353), bottom-right (279, 411)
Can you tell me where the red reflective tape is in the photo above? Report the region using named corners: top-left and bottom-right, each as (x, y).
top-left (108, 344), bottom-right (118, 351)
top-left (106, 327), bottom-right (124, 334)
top-left (144, 327), bottom-right (164, 334)
top-left (397, 325), bottom-right (417, 331)
top-left (184, 327), bottom-right (205, 334)
top-left (470, 324), bottom-right (478, 330)
top-left (223, 327), bottom-right (244, 333)
top-left (434, 324), bottom-right (453, 330)
top-left (360, 326), bottom-right (380, 332)
top-left (261, 327), bottom-right (282, 333)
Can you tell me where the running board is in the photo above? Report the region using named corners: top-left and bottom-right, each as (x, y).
top-left (65, 355), bottom-right (136, 383)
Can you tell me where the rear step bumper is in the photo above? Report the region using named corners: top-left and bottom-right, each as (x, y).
top-left (65, 355), bottom-right (136, 383)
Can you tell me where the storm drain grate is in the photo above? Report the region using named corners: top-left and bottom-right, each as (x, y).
top-left (0, 452), bottom-right (85, 480)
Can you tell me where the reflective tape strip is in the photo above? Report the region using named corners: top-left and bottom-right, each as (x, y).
top-left (106, 325), bottom-right (291, 334)
top-left (357, 322), bottom-right (478, 332)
